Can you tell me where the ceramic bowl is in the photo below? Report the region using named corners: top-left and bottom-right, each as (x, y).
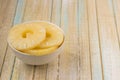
top-left (8, 21), bottom-right (65, 65)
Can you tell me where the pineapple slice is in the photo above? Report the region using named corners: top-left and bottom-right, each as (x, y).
top-left (8, 23), bottom-right (46, 50)
top-left (33, 22), bottom-right (64, 48)
top-left (23, 46), bottom-right (58, 56)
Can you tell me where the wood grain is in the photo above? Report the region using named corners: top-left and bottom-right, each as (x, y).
top-left (0, 0), bottom-right (120, 80)
top-left (11, 0), bottom-right (34, 80)
top-left (11, 0), bottom-right (52, 80)
top-left (78, 0), bottom-right (92, 80)
top-left (87, 0), bottom-right (103, 80)
top-left (46, 0), bottom-right (62, 80)
top-left (0, 0), bottom-right (17, 79)
top-left (23, 0), bottom-right (52, 22)
top-left (0, 0), bottom-right (3, 9)
top-left (96, 0), bottom-right (120, 79)
top-left (59, 0), bottom-right (79, 80)
top-left (112, 0), bottom-right (120, 45)
top-left (21, 0), bottom-right (53, 80)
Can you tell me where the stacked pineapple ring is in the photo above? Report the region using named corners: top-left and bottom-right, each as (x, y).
top-left (8, 22), bottom-right (64, 56)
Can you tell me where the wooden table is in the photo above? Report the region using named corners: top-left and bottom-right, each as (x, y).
top-left (0, 0), bottom-right (120, 80)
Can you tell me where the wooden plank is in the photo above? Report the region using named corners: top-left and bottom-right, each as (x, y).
top-left (0, 0), bottom-right (3, 9)
top-left (51, 0), bottom-right (61, 25)
top-left (112, 0), bottom-right (120, 45)
top-left (23, 0), bottom-right (52, 22)
top-left (78, 0), bottom-right (92, 80)
top-left (11, 0), bottom-right (53, 80)
top-left (10, 0), bottom-right (34, 80)
top-left (87, 0), bottom-right (103, 80)
top-left (23, 0), bottom-right (60, 79)
top-left (0, 0), bottom-right (31, 80)
top-left (33, 1), bottom-right (53, 80)
top-left (0, 0), bottom-right (17, 77)
top-left (0, 47), bottom-right (15, 80)
top-left (33, 65), bottom-right (47, 80)
top-left (20, 0), bottom-right (53, 80)
top-left (59, 0), bottom-right (80, 80)
top-left (11, 61), bottom-right (34, 80)
top-left (96, 0), bottom-right (120, 80)
top-left (0, 0), bottom-right (8, 73)
top-left (13, 0), bottom-right (25, 25)
top-left (46, 0), bottom-right (62, 80)
top-left (11, 0), bottom-right (51, 80)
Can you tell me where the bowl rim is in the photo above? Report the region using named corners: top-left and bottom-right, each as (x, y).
top-left (7, 20), bottom-right (65, 57)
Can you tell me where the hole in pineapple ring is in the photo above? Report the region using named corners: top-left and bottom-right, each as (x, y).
top-left (22, 30), bottom-right (33, 38)
top-left (46, 32), bottom-right (51, 38)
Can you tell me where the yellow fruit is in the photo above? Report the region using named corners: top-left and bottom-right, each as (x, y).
top-left (23, 46), bottom-right (58, 56)
top-left (8, 21), bottom-right (64, 56)
top-left (33, 22), bottom-right (64, 48)
top-left (8, 23), bottom-right (46, 50)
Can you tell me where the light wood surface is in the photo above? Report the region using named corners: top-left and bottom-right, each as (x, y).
top-left (0, 0), bottom-right (120, 80)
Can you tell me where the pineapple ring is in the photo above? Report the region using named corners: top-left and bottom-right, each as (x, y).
top-left (8, 23), bottom-right (46, 50)
top-left (23, 46), bottom-right (58, 56)
top-left (34, 22), bottom-right (64, 48)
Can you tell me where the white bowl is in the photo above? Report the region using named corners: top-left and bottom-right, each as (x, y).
top-left (8, 21), bottom-right (65, 65)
